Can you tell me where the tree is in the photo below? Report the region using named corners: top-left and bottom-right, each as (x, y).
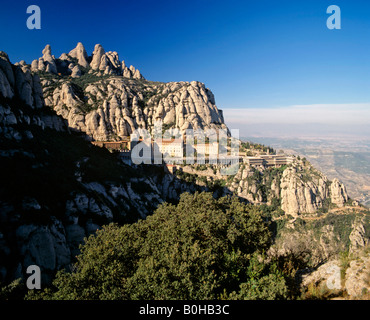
top-left (30, 192), bottom-right (293, 300)
top-left (229, 253), bottom-right (288, 300)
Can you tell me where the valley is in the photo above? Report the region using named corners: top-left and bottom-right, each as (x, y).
top-left (243, 135), bottom-right (370, 207)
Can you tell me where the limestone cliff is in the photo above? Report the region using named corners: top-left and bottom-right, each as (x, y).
top-left (0, 53), bottom-right (165, 283)
top-left (0, 51), bottom-right (229, 283)
top-left (223, 158), bottom-right (349, 216)
top-left (279, 163), bottom-right (348, 217)
top-left (270, 206), bottom-right (369, 299)
top-left (0, 46), bottom-right (361, 296)
top-left (28, 43), bottom-right (228, 141)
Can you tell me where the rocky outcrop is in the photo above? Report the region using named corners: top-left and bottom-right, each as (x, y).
top-left (228, 165), bottom-right (265, 203)
top-left (31, 43), bottom-right (144, 80)
top-left (68, 42), bottom-right (89, 69)
top-left (349, 216), bottom-right (369, 253)
top-left (299, 249), bottom-right (370, 299)
top-left (0, 53), bottom-right (166, 285)
top-left (15, 219), bottom-right (71, 284)
top-left (31, 45), bottom-right (57, 74)
top-left (280, 164), bottom-right (329, 216)
top-left (179, 159), bottom-right (349, 216)
top-left (24, 43), bottom-right (227, 140)
top-left (344, 252), bottom-right (370, 298)
top-left (90, 44), bottom-right (105, 70)
top-left (279, 163), bottom-right (348, 217)
top-left (330, 178), bottom-right (348, 207)
top-left (42, 77), bottom-right (227, 141)
top-left (70, 65), bottom-right (81, 78)
top-left (90, 45), bottom-right (124, 76)
top-left (1, 52), bottom-right (44, 110)
top-left (270, 222), bottom-right (344, 269)
top-left (0, 52), bottom-right (15, 99)
top-left (300, 259), bottom-right (341, 290)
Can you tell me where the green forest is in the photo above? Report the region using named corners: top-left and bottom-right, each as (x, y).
top-left (23, 192), bottom-right (302, 300)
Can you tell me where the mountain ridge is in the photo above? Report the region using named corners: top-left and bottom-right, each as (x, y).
top-left (22, 42), bottom-right (228, 141)
top-left (1, 46), bottom-right (369, 299)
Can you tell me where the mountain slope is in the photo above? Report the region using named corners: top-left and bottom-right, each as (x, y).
top-left (173, 157), bottom-right (349, 217)
top-left (0, 51), bottom-right (165, 284)
top-left (26, 43), bottom-right (228, 141)
top-left (1, 46), bottom-right (368, 299)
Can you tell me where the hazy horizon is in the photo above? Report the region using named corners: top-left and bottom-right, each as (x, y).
top-left (224, 103), bottom-right (370, 139)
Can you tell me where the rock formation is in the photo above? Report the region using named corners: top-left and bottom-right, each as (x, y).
top-left (330, 178), bottom-right (349, 207)
top-left (272, 209), bottom-right (370, 299)
top-left (1, 50), bottom-right (228, 285)
top-left (277, 162), bottom-right (347, 216)
top-left (68, 42), bottom-right (89, 69)
top-left (349, 216), bottom-right (369, 253)
top-left (299, 248), bottom-right (370, 299)
top-left (25, 43), bottom-right (227, 141)
top-left (0, 44), bottom-right (365, 298)
top-left (0, 55), bottom-right (167, 284)
top-left (223, 158), bottom-right (349, 216)
top-left (344, 252), bottom-right (370, 298)
top-left (90, 44), bottom-right (105, 70)
top-left (31, 44), bottom-right (58, 74)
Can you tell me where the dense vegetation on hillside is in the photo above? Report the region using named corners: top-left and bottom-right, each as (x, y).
top-left (26, 192), bottom-right (302, 300)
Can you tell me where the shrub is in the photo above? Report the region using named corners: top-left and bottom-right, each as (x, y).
top-left (29, 192), bottom-right (297, 300)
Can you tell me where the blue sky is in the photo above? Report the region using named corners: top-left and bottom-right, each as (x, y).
top-left (1, 0), bottom-right (370, 136)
